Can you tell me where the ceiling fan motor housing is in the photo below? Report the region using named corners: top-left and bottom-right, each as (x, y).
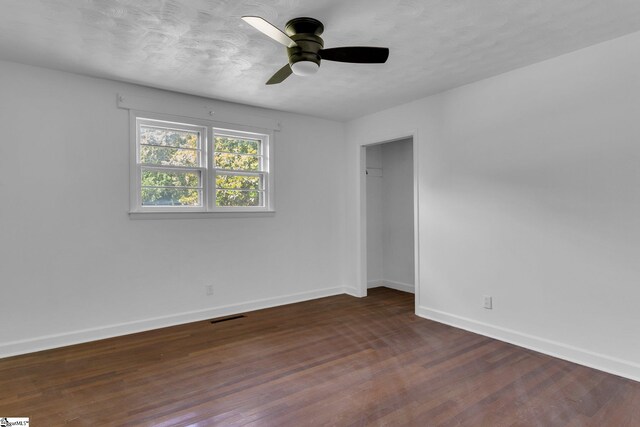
top-left (285, 17), bottom-right (324, 75)
top-left (242, 15), bottom-right (389, 84)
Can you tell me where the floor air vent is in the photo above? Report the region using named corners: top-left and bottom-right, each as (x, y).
top-left (210, 315), bottom-right (246, 324)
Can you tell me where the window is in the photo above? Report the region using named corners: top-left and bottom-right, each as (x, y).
top-left (131, 112), bottom-right (273, 214)
top-left (214, 132), bottom-right (266, 208)
top-left (136, 118), bottom-right (206, 209)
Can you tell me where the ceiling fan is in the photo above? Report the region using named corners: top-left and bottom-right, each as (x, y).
top-left (241, 16), bottom-right (390, 85)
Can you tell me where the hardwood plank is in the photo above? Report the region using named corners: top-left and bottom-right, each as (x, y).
top-left (0, 287), bottom-right (638, 426)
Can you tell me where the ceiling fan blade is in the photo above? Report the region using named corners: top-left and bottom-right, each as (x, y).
top-left (241, 16), bottom-right (297, 48)
top-left (319, 47), bottom-right (389, 63)
top-left (266, 64), bottom-right (293, 85)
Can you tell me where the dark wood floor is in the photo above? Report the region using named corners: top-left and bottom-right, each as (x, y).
top-left (1, 288), bottom-right (639, 426)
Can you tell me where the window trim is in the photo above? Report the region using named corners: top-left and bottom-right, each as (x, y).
top-left (129, 110), bottom-right (275, 215)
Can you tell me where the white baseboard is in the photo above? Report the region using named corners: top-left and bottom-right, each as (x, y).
top-left (9, 290), bottom-right (636, 384)
top-left (367, 279), bottom-right (385, 288)
top-left (368, 279), bottom-right (415, 294)
top-left (344, 286), bottom-right (366, 298)
top-left (417, 306), bottom-right (640, 383)
top-left (0, 286), bottom-right (347, 358)
top-left (382, 280), bottom-right (415, 294)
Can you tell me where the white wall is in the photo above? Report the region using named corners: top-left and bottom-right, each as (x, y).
top-left (3, 30), bottom-right (640, 383)
top-left (346, 31), bottom-right (640, 380)
top-left (381, 139), bottom-right (414, 289)
top-left (0, 60), bottom-right (347, 356)
top-left (365, 145), bottom-right (383, 284)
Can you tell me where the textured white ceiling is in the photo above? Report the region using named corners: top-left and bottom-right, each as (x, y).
top-left (2, 0), bottom-right (640, 120)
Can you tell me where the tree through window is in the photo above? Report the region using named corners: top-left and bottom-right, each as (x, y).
top-left (131, 114), bottom-right (273, 213)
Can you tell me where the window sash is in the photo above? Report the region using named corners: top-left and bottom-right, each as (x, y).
top-left (210, 129), bottom-right (270, 211)
top-left (137, 165), bottom-right (206, 210)
top-left (140, 164), bottom-right (206, 173)
top-left (135, 118), bottom-right (208, 211)
top-left (138, 121), bottom-right (204, 148)
top-left (140, 143), bottom-right (200, 152)
top-left (137, 122), bottom-right (204, 168)
top-left (140, 189), bottom-right (204, 207)
top-left (214, 150), bottom-right (263, 156)
top-left (213, 133), bottom-right (265, 173)
top-left (213, 170), bottom-right (264, 177)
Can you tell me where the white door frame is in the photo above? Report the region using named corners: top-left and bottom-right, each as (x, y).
top-left (359, 130), bottom-right (420, 312)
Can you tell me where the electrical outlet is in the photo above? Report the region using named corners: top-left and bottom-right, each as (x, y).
top-left (483, 295), bottom-right (493, 310)
top-left (206, 285), bottom-right (214, 296)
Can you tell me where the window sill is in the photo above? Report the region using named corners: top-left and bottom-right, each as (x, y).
top-left (129, 210), bottom-right (276, 220)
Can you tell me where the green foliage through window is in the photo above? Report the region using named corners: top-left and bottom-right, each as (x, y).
top-left (141, 170), bottom-right (201, 206)
top-left (216, 175), bottom-right (261, 190)
top-left (139, 125), bottom-right (203, 206)
top-left (141, 188), bottom-right (200, 206)
top-left (135, 117), bottom-right (271, 211)
top-left (140, 145), bottom-right (197, 167)
top-left (215, 136), bottom-right (259, 154)
top-left (216, 190), bottom-right (262, 207)
top-left (214, 136), bottom-right (264, 207)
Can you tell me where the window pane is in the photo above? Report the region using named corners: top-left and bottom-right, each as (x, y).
top-left (141, 188), bottom-right (201, 206)
top-left (142, 170), bottom-right (200, 188)
top-left (140, 126), bottom-right (199, 149)
top-left (214, 153), bottom-right (259, 171)
top-left (215, 136), bottom-right (260, 154)
top-left (140, 145), bottom-right (198, 166)
top-left (216, 190), bottom-right (263, 207)
top-left (216, 174), bottom-right (262, 190)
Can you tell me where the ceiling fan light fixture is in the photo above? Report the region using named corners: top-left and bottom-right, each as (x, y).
top-left (290, 60), bottom-right (319, 76)
top-left (242, 16), bottom-right (389, 84)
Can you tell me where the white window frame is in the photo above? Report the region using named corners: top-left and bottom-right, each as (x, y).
top-left (130, 110), bottom-right (275, 215)
top-left (211, 128), bottom-right (271, 212)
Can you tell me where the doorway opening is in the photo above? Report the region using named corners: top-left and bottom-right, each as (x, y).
top-left (360, 135), bottom-right (418, 307)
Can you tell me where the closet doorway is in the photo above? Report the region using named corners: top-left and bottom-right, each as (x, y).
top-left (363, 137), bottom-right (416, 300)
